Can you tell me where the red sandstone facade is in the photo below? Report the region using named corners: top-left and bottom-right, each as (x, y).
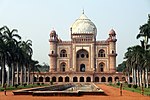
top-left (14, 12), bottom-right (150, 85)
top-left (39, 12), bottom-right (126, 83)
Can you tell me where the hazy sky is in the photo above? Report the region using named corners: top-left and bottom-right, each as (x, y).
top-left (0, 0), bottom-right (150, 66)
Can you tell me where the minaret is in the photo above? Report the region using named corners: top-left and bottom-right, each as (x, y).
top-left (49, 30), bottom-right (58, 72)
top-left (108, 29), bottom-right (117, 73)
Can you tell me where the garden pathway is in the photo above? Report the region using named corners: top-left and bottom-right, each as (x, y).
top-left (0, 84), bottom-right (149, 100)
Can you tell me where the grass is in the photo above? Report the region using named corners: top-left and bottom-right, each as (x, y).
top-left (0, 83), bottom-right (48, 91)
top-left (108, 83), bottom-right (150, 96)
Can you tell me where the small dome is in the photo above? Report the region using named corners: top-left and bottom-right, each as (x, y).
top-left (109, 29), bottom-right (116, 35)
top-left (50, 30), bottom-right (56, 37)
top-left (71, 12), bottom-right (97, 35)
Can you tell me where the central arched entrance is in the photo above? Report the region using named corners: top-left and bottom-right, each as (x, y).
top-left (80, 64), bottom-right (85, 72)
top-left (76, 49), bottom-right (89, 72)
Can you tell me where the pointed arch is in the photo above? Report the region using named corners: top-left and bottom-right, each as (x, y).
top-left (60, 49), bottom-right (67, 57)
top-left (115, 76), bottom-right (119, 82)
top-left (98, 49), bottom-right (105, 57)
top-left (95, 77), bottom-right (99, 82)
top-left (45, 77), bottom-right (50, 82)
top-left (108, 77), bottom-right (112, 82)
top-left (58, 76), bottom-right (63, 82)
top-left (99, 62), bottom-right (104, 72)
top-left (86, 77), bottom-right (91, 82)
top-left (73, 77), bottom-right (78, 82)
top-left (52, 76), bottom-right (56, 82)
top-left (101, 77), bottom-right (106, 82)
top-left (60, 62), bottom-right (66, 72)
top-left (65, 76), bottom-right (69, 82)
top-left (39, 76), bottom-right (43, 82)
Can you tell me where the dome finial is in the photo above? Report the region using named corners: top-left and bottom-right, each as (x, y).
top-left (82, 9), bottom-right (84, 14)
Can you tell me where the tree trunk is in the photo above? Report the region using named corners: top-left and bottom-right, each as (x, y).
top-left (20, 65), bottom-right (23, 85)
top-left (137, 68), bottom-right (140, 87)
top-left (1, 57), bottom-right (5, 87)
top-left (133, 68), bottom-right (137, 85)
top-left (145, 67), bottom-right (148, 88)
top-left (132, 68), bottom-right (134, 84)
top-left (143, 69), bottom-right (146, 87)
top-left (32, 67), bottom-right (34, 84)
top-left (27, 65), bottom-right (30, 85)
top-left (11, 63), bottom-right (14, 86)
top-left (16, 62), bottom-right (19, 85)
top-left (139, 69), bottom-right (142, 87)
top-left (7, 66), bottom-right (10, 86)
top-left (127, 72), bottom-right (130, 84)
top-left (24, 65), bottom-right (27, 83)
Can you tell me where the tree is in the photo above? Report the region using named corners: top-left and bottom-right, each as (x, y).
top-left (124, 45), bottom-right (145, 86)
top-left (117, 61), bottom-right (126, 72)
top-left (0, 26), bottom-right (10, 87)
top-left (3, 26), bottom-right (21, 86)
top-left (20, 40), bottom-right (33, 85)
top-left (136, 14), bottom-right (150, 88)
top-left (0, 26), bottom-right (37, 87)
top-left (30, 60), bottom-right (41, 84)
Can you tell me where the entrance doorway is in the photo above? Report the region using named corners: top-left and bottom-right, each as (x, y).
top-left (80, 64), bottom-right (85, 72)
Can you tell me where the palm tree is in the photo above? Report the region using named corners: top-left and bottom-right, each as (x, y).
top-left (125, 60), bottom-right (132, 84)
top-left (0, 37), bottom-right (7, 87)
top-left (124, 47), bottom-right (135, 84)
top-left (30, 60), bottom-right (40, 84)
top-left (124, 45), bottom-right (145, 86)
top-left (136, 14), bottom-right (150, 88)
top-left (0, 26), bottom-right (5, 86)
top-left (0, 26), bottom-right (10, 87)
top-left (20, 40), bottom-right (33, 85)
top-left (2, 26), bottom-right (21, 86)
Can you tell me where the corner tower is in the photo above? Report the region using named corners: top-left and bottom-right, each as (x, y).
top-left (49, 30), bottom-right (58, 72)
top-left (108, 29), bottom-right (117, 73)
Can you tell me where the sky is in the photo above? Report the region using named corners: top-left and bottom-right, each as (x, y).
top-left (0, 0), bottom-right (150, 66)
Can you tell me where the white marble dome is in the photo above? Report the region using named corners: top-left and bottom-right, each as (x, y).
top-left (71, 12), bottom-right (97, 36)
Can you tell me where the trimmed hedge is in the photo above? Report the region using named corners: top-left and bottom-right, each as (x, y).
top-left (128, 84), bottom-right (132, 88)
top-left (133, 85), bottom-right (138, 89)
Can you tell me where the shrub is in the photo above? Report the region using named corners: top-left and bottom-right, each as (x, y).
top-left (117, 82), bottom-right (120, 86)
top-left (108, 81), bottom-right (112, 86)
top-left (124, 81), bottom-right (128, 84)
top-left (50, 80), bottom-right (53, 85)
top-left (41, 83), bottom-right (44, 85)
top-left (133, 84), bottom-right (138, 89)
top-left (37, 83), bottom-right (40, 86)
top-left (14, 84), bottom-right (19, 88)
top-left (23, 83), bottom-right (27, 87)
top-left (128, 84), bottom-right (132, 88)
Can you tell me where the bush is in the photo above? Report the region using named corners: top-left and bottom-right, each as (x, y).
top-left (23, 83), bottom-right (27, 87)
top-left (41, 83), bottom-right (44, 85)
top-left (50, 81), bottom-right (53, 85)
top-left (108, 81), bottom-right (112, 86)
top-left (128, 84), bottom-right (132, 88)
top-left (133, 84), bottom-right (138, 89)
top-left (117, 82), bottom-right (120, 86)
top-left (37, 83), bottom-right (40, 86)
top-left (14, 84), bottom-right (19, 88)
top-left (0, 88), bottom-right (4, 91)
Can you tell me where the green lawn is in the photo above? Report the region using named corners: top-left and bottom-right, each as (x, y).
top-left (108, 83), bottom-right (150, 96)
top-left (0, 84), bottom-right (48, 91)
